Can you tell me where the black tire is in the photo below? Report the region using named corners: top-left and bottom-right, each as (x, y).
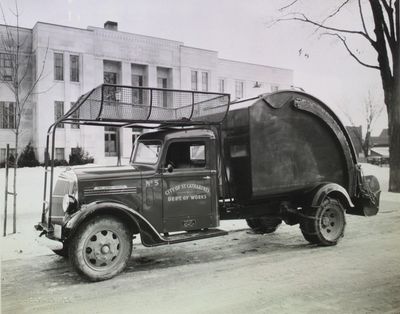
top-left (246, 217), bottom-right (282, 234)
top-left (300, 197), bottom-right (346, 246)
top-left (69, 215), bottom-right (132, 281)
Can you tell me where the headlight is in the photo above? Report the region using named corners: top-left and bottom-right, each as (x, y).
top-left (62, 194), bottom-right (78, 213)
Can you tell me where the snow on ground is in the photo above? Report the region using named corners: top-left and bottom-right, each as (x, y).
top-left (0, 163), bottom-right (398, 261)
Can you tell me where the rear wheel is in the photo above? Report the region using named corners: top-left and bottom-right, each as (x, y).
top-left (300, 197), bottom-right (346, 246)
top-left (69, 216), bottom-right (132, 281)
top-left (246, 217), bottom-right (282, 234)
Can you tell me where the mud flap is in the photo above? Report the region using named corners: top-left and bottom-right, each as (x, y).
top-left (348, 175), bottom-right (380, 216)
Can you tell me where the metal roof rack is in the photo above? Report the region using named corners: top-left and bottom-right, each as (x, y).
top-left (57, 84), bottom-right (231, 128)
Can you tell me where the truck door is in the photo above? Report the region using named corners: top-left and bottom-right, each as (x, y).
top-left (162, 139), bottom-right (218, 232)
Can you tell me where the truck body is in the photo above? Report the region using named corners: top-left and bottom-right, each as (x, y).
top-left (35, 85), bottom-right (380, 281)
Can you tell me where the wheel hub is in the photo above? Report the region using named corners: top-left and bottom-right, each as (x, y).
top-left (319, 206), bottom-right (344, 241)
top-left (101, 245), bottom-right (110, 254)
top-left (83, 230), bottom-right (121, 269)
top-left (322, 216), bottom-right (330, 227)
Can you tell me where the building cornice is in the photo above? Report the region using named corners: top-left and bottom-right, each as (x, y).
top-left (0, 23), bottom-right (32, 32)
top-left (87, 26), bottom-right (183, 47)
top-left (218, 58), bottom-right (293, 72)
top-left (181, 45), bottom-right (217, 54)
top-left (34, 21), bottom-right (93, 33)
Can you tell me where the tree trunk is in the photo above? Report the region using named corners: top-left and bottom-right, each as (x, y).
top-left (13, 130), bottom-right (18, 233)
top-left (363, 131), bottom-right (371, 158)
top-left (388, 86), bottom-right (400, 192)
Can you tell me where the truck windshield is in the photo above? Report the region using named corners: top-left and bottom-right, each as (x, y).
top-left (133, 141), bottom-right (162, 164)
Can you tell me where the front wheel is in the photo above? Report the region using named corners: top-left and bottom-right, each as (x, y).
top-left (69, 215), bottom-right (132, 281)
top-left (300, 197), bottom-right (346, 246)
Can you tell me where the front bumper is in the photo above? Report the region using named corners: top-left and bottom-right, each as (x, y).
top-left (34, 222), bottom-right (63, 250)
top-left (35, 221), bottom-right (63, 240)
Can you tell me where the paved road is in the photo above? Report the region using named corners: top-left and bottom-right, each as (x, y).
top-left (2, 196), bottom-right (400, 314)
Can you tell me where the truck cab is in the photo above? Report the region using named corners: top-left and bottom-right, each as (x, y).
top-left (132, 128), bottom-right (219, 233)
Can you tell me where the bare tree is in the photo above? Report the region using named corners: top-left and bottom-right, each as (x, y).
top-left (0, 1), bottom-right (48, 233)
top-left (273, 0), bottom-right (399, 192)
top-left (343, 91), bottom-right (384, 157)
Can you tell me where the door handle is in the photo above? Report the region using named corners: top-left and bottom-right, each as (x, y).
top-left (203, 176), bottom-right (211, 179)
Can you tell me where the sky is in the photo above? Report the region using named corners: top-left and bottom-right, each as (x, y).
top-left (0, 0), bottom-right (387, 135)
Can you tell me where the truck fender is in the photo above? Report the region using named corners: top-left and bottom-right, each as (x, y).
top-left (310, 183), bottom-right (354, 210)
top-left (64, 201), bottom-right (166, 247)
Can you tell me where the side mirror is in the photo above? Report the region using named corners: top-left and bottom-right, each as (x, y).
top-left (165, 164), bottom-right (173, 173)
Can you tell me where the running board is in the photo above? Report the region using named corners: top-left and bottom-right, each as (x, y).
top-left (162, 228), bottom-right (228, 244)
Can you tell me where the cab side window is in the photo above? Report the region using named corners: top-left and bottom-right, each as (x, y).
top-left (166, 141), bottom-right (206, 169)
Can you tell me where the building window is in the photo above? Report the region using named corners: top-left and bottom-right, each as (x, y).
top-left (191, 70), bottom-right (198, 91)
top-left (132, 74), bottom-right (144, 104)
top-left (157, 77), bottom-right (168, 108)
top-left (0, 53), bottom-right (13, 81)
top-left (70, 102), bottom-right (79, 129)
top-left (54, 53), bottom-right (64, 81)
top-left (157, 67), bottom-right (171, 108)
top-left (104, 71), bottom-right (118, 101)
top-left (218, 79), bottom-right (225, 93)
top-left (105, 127), bottom-right (117, 156)
top-left (235, 81), bottom-right (244, 99)
top-left (70, 147), bottom-right (80, 155)
top-left (70, 55), bottom-right (79, 82)
top-left (201, 72), bottom-right (208, 92)
top-left (54, 101), bottom-right (64, 128)
top-left (0, 148), bottom-right (16, 162)
top-left (55, 148), bottom-right (64, 160)
top-left (0, 102), bottom-right (16, 129)
top-left (271, 85), bottom-right (279, 92)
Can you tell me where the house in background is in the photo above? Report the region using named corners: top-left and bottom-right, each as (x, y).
top-left (0, 21), bottom-right (294, 164)
top-left (369, 129), bottom-right (389, 164)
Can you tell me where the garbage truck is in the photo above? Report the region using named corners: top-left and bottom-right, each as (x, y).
top-left (35, 84), bottom-right (380, 281)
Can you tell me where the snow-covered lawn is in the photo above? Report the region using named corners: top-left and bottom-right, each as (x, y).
top-left (0, 163), bottom-right (397, 261)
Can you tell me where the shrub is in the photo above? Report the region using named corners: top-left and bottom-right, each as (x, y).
top-left (18, 142), bottom-right (40, 167)
top-left (69, 146), bottom-right (94, 165)
top-left (0, 151), bottom-right (16, 168)
top-left (53, 159), bottom-right (69, 167)
top-left (39, 159), bottom-right (69, 167)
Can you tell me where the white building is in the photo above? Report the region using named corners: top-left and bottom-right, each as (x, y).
top-left (0, 21), bottom-right (293, 164)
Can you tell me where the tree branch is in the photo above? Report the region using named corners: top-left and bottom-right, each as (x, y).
top-left (382, 18), bottom-right (396, 55)
top-left (321, 0), bottom-right (351, 25)
top-left (369, 0), bottom-right (394, 87)
top-left (275, 12), bottom-right (375, 45)
top-left (17, 51), bottom-right (32, 85)
top-left (278, 0), bottom-right (300, 12)
top-left (358, 0), bottom-right (373, 41)
top-left (20, 40), bottom-right (49, 110)
top-left (322, 32), bottom-right (380, 69)
top-left (382, 0), bottom-right (396, 39)
top-left (381, 0), bottom-right (397, 53)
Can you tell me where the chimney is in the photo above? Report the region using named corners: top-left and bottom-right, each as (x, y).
top-left (104, 21), bottom-right (118, 31)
